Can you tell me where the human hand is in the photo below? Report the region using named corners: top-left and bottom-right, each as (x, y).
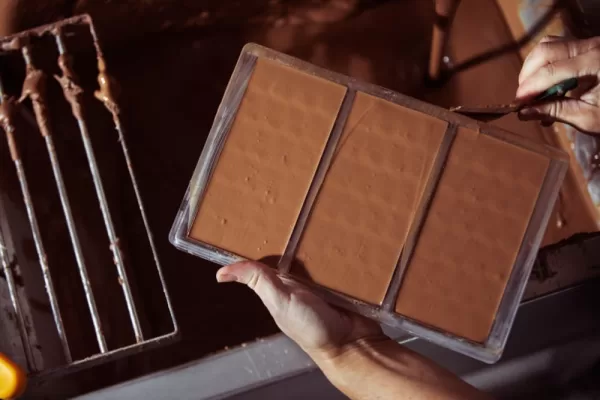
top-left (516, 36), bottom-right (600, 134)
top-left (217, 262), bottom-right (490, 400)
top-left (216, 261), bottom-right (382, 359)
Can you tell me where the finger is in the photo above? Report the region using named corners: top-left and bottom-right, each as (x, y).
top-left (516, 51), bottom-right (599, 100)
top-left (518, 98), bottom-right (600, 134)
top-left (518, 36), bottom-right (600, 85)
top-left (569, 75), bottom-right (599, 99)
top-left (519, 36), bottom-right (563, 84)
top-left (217, 261), bottom-right (290, 316)
top-left (519, 36), bottom-right (562, 82)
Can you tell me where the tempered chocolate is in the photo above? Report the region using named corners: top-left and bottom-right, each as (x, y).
top-left (395, 126), bottom-right (549, 342)
top-left (294, 92), bottom-right (447, 304)
top-left (56, 54), bottom-right (84, 120)
top-left (20, 65), bottom-right (51, 138)
top-left (189, 58), bottom-right (346, 259)
top-left (184, 51), bottom-right (559, 347)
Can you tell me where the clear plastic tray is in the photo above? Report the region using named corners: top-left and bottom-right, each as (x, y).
top-left (170, 43), bottom-right (568, 363)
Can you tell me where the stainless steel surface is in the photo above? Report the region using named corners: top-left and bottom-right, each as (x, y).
top-left (74, 232), bottom-right (600, 400)
top-left (76, 278), bottom-right (600, 400)
top-left (527, 231), bottom-right (600, 297)
top-left (534, 232), bottom-right (600, 280)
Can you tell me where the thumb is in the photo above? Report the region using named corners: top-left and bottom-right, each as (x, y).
top-left (518, 98), bottom-right (600, 134)
top-left (216, 261), bottom-right (291, 317)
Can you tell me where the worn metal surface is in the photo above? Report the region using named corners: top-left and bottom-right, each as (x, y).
top-left (74, 234), bottom-right (600, 400)
top-left (73, 277), bottom-right (600, 400)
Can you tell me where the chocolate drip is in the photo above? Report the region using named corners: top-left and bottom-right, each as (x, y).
top-left (94, 58), bottom-right (120, 115)
top-left (55, 54), bottom-right (84, 120)
top-left (20, 67), bottom-right (51, 137)
top-left (0, 97), bottom-right (19, 160)
top-left (20, 68), bottom-right (46, 101)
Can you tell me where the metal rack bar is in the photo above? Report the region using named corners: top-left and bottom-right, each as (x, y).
top-left (88, 23), bottom-right (178, 333)
top-left (53, 29), bottom-right (144, 343)
top-left (0, 77), bottom-right (72, 363)
top-left (0, 16), bottom-right (178, 377)
top-left (20, 44), bottom-right (108, 353)
top-left (0, 196), bottom-right (36, 371)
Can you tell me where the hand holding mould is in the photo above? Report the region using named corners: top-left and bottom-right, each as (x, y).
top-left (216, 261), bottom-right (491, 400)
top-left (516, 35), bottom-right (600, 134)
top-left (216, 261), bottom-right (381, 355)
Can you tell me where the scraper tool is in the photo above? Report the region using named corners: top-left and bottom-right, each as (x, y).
top-left (451, 77), bottom-right (578, 122)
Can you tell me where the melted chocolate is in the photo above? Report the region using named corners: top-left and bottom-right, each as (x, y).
top-left (295, 92), bottom-right (447, 305)
top-left (55, 54), bottom-right (84, 120)
top-left (0, 97), bottom-right (19, 160)
top-left (0, 15), bottom-right (89, 53)
top-left (94, 58), bottom-right (120, 115)
top-left (189, 58), bottom-right (346, 260)
top-left (396, 126), bottom-right (550, 342)
top-left (20, 68), bottom-right (46, 101)
top-left (20, 67), bottom-right (52, 137)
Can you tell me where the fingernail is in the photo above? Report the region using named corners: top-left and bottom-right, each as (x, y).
top-left (515, 83), bottom-right (533, 99)
top-left (216, 273), bottom-right (237, 283)
top-left (519, 107), bottom-right (538, 116)
top-left (518, 107), bottom-right (540, 121)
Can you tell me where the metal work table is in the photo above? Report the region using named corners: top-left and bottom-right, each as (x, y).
top-left (74, 277), bottom-right (600, 400)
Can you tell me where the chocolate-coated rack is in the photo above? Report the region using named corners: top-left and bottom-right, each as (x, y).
top-left (0, 15), bottom-right (178, 379)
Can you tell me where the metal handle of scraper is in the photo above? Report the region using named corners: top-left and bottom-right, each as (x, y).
top-left (528, 77), bottom-right (579, 104)
top-left (511, 77), bottom-right (580, 115)
top-left (0, 353), bottom-right (26, 399)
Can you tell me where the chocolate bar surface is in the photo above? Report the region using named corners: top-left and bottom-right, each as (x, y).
top-left (189, 58), bottom-right (346, 259)
top-left (395, 126), bottom-right (549, 342)
top-left (294, 92), bottom-right (447, 304)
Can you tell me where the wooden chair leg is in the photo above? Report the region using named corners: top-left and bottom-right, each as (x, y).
top-left (428, 0), bottom-right (462, 82)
